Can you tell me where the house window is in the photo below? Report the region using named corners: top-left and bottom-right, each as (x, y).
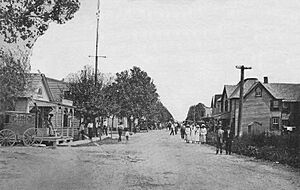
top-left (225, 100), bottom-right (228, 112)
top-left (271, 100), bottom-right (280, 111)
top-left (255, 87), bottom-right (262, 97)
top-left (271, 117), bottom-right (279, 130)
top-left (37, 87), bottom-right (43, 95)
top-left (273, 101), bottom-right (279, 108)
top-left (282, 119), bottom-right (289, 126)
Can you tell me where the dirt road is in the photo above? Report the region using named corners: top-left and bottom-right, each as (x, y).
top-left (0, 130), bottom-right (299, 190)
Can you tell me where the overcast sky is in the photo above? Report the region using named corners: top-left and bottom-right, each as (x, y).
top-left (30, 0), bottom-right (300, 121)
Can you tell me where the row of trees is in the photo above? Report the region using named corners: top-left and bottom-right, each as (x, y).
top-left (65, 65), bottom-right (173, 127)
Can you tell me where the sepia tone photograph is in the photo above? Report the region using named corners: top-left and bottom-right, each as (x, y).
top-left (0, 0), bottom-right (299, 189)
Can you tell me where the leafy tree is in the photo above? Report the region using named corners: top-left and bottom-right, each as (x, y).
top-left (0, 0), bottom-right (80, 48)
top-left (186, 103), bottom-right (207, 122)
top-left (65, 65), bottom-right (107, 121)
top-left (0, 51), bottom-right (30, 111)
top-left (113, 66), bottom-right (159, 122)
top-left (147, 100), bottom-right (173, 124)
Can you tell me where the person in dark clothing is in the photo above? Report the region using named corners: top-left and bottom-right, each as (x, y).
top-left (103, 124), bottom-right (108, 136)
top-left (224, 126), bottom-right (234, 155)
top-left (180, 124), bottom-right (186, 139)
top-left (118, 122), bottom-right (124, 142)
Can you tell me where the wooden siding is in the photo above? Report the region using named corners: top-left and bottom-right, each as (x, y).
top-left (15, 99), bottom-right (29, 112)
top-left (241, 86), bottom-right (273, 134)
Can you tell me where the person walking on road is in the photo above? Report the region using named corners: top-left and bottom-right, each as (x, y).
top-left (224, 126), bottom-right (233, 155)
top-left (180, 123), bottom-right (186, 139)
top-left (118, 122), bottom-right (124, 142)
top-left (170, 123), bottom-right (175, 135)
top-left (216, 125), bottom-right (224, 154)
top-left (175, 122), bottom-right (178, 135)
top-left (125, 128), bottom-right (130, 141)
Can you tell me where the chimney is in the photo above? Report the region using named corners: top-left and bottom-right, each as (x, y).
top-left (263, 77), bottom-right (268, 83)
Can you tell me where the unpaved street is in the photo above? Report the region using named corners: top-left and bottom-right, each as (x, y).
top-left (0, 130), bottom-right (299, 190)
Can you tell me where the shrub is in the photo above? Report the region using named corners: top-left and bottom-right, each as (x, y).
top-left (231, 133), bottom-right (300, 168)
top-left (207, 131), bottom-right (300, 168)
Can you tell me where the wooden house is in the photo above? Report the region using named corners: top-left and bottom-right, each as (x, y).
top-left (15, 73), bottom-right (77, 139)
top-left (239, 78), bottom-right (300, 135)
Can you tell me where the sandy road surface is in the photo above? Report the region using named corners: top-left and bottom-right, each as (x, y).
top-left (0, 130), bottom-right (299, 190)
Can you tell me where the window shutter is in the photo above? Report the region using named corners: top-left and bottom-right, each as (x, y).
top-left (279, 100), bottom-right (282, 111)
top-left (270, 100), bottom-right (274, 111)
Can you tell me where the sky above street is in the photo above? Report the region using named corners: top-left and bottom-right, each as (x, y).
top-left (30, 0), bottom-right (300, 121)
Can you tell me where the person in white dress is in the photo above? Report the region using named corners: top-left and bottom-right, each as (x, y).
top-left (195, 124), bottom-right (201, 143)
top-left (185, 125), bottom-right (191, 143)
top-left (200, 124), bottom-right (208, 144)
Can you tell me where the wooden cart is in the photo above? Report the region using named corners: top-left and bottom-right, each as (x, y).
top-left (0, 111), bottom-right (45, 147)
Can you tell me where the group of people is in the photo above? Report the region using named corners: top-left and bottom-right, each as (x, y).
top-left (183, 123), bottom-right (208, 144)
top-left (167, 121), bottom-right (208, 144)
top-left (167, 121), bottom-right (234, 155)
top-left (78, 120), bottom-right (128, 141)
top-left (215, 125), bottom-right (234, 155)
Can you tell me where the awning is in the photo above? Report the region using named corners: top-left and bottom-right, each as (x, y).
top-left (31, 100), bottom-right (57, 108)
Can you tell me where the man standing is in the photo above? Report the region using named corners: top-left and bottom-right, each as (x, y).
top-left (87, 121), bottom-right (93, 140)
top-left (216, 125), bottom-right (224, 154)
top-left (224, 126), bottom-right (233, 155)
top-left (118, 122), bottom-right (124, 142)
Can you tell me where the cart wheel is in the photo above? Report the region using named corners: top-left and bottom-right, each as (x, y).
top-left (0, 129), bottom-right (16, 147)
top-left (23, 128), bottom-right (44, 146)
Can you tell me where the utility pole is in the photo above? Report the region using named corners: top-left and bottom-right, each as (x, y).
top-left (236, 65), bottom-right (252, 137)
top-left (90, 0), bottom-right (106, 85)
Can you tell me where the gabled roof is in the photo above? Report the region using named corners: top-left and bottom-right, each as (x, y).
top-left (263, 83), bottom-right (300, 101)
top-left (229, 78), bottom-right (258, 99)
top-left (211, 94), bottom-right (222, 108)
top-left (24, 73), bottom-right (54, 101)
top-left (224, 85), bottom-right (236, 98)
top-left (46, 77), bottom-right (68, 102)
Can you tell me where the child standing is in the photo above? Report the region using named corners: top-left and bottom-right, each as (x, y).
top-left (125, 129), bottom-right (130, 141)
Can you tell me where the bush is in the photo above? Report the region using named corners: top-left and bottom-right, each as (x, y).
top-left (207, 132), bottom-right (300, 168)
top-left (232, 133), bottom-right (300, 168)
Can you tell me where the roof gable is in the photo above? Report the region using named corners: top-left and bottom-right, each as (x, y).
top-left (25, 73), bottom-right (54, 101)
top-left (229, 78), bottom-right (258, 99)
top-left (46, 77), bottom-right (69, 102)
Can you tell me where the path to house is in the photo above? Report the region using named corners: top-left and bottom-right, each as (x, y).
top-left (0, 130), bottom-right (299, 190)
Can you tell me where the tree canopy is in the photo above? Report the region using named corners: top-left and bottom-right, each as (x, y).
top-left (0, 0), bottom-right (80, 48)
top-left (65, 66), bottom-right (173, 124)
top-left (64, 65), bottom-right (112, 121)
top-left (186, 103), bottom-right (207, 122)
top-left (0, 51), bottom-right (30, 111)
